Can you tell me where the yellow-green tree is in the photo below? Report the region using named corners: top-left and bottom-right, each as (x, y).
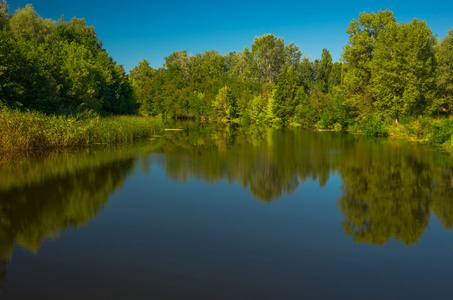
top-left (212, 86), bottom-right (237, 120)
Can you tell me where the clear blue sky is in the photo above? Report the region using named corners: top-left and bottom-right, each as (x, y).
top-left (7, 0), bottom-right (453, 72)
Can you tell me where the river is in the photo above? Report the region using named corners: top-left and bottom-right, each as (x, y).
top-left (0, 124), bottom-right (452, 299)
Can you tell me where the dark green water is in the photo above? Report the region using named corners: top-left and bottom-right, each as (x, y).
top-left (0, 125), bottom-right (452, 299)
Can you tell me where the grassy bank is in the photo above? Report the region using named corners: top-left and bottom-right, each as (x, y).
top-left (1, 109), bottom-right (451, 151)
top-left (387, 117), bottom-right (453, 150)
top-left (348, 116), bottom-right (453, 150)
top-left (0, 109), bottom-right (164, 150)
top-left (281, 113), bottom-right (453, 150)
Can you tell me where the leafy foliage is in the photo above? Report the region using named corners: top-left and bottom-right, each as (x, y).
top-left (427, 118), bottom-right (453, 144)
top-left (362, 116), bottom-right (389, 137)
top-left (371, 19), bottom-right (436, 121)
top-left (0, 2), bottom-right (451, 146)
top-left (435, 29), bottom-right (453, 114)
top-left (0, 3), bottom-right (136, 115)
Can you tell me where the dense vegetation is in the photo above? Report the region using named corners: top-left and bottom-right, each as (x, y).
top-left (0, 1), bottom-right (452, 148)
top-left (0, 1), bottom-right (136, 115)
top-left (128, 10), bottom-right (453, 145)
top-left (0, 109), bottom-right (163, 150)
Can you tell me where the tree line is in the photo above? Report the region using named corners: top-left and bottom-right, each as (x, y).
top-left (1, 2), bottom-right (452, 132)
top-left (129, 38), bottom-right (344, 125)
top-left (129, 10), bottom-right (452, 130)
top-left (0, 1), bottom-right (136, 115)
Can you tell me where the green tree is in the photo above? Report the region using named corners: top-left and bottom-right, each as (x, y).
top-left (317, 48), bottom-right (333, 93)
top-left (189, 50), bottom-right (227, 104)
top-left (273, 65), bottom-right (300, 122)
top-left (100, 61), bottom-right (137, 115)
top-left (60, 42), bottom-right (101, 111)
top-left (0, 3), bottom-right (134, 115)
top-left (342, 10), bottom-right (396, 115)
top-left (251, 34), bottom-right (302, 84)
top-left (298, 56), bottom-right (315, 94)
top-left (248, 95), bottom-right (268, 123)
top-left (190, 50), bottom-right (226, 85)
top-left (212, 86), bottom-right (237, 120)
top-left (130, 59), bottom-right (157, 115)
top-left (0, 0), bottom-right (8, 30)
top-left (285, 42), bottom-right (302, 68)
top-left (294, 89), bottom-right (319, 126)
top-left (435, 28), bottom-right (453, 114)
top-left (55, 17), bottom-right (102, 54)
top-left (370, 19), bottom-right (436, 121)
top-left (164, 50), bottom-right (191, 81)
top-left (226, 47), bottom-right (258, 82)
top-left (0, 30), bottom-right (57, 112)
top-left (251, 34), bottom-right (286, 84)
top-left (328, 62), bottom-right (342, 93)
top-left (9, 4), bottom-right (51, 44)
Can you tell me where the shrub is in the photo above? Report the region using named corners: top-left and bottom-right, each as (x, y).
top-left (333, 123), bottom-right (343, 132)
top-left (427, 119), bottom-right (453, 145)
top-left (363, 117), bottom-right (389, 137)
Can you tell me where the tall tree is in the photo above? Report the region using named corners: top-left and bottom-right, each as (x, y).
top-left (164, 50), bottom-right (191, 81)
top-left (251, 34), bottom-right (286, 84)
top-left (435, 28), bottom-right (453, 114)
top-left (129, 59), bottom-right (156, 115)
top-left (328, 62), bottom-right (342, 93)
top-left (285, 42), bottom-right (302, 68)
top-left (9, 4), bottom-right (51, 44)
top-left (273, 65), bottom-right (300, 122)
top-left (190, 50), bottom-right (226, 91)
top-left (251, 34), bottom-right (302, 84)
top-left (342, 10), bottom-right (396, 115)
top-left (212, 86), bottom-right (237, 120)
top-left (0, 0), bottom-right (7, 30)
top-left (298, 56), bottom-right (315, 94)
top-left (370, 19), bottom-right (436, 121)
top-left (317, 48), bottom-right (333, 93)
top-left (227, 47), bottom-right (258, 82)
top-left (55, 17), bottom-right (102, 54)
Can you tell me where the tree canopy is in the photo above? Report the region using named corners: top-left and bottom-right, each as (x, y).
top-left (0, 2), bottom-right (451, 133)
top-left (0, 3), bottom-right (136, 115)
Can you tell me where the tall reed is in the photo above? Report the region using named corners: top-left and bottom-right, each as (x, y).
top-left (0, 109), bottom-right (164, 150)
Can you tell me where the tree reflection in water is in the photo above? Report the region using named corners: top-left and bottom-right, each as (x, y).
top-left (0, 125), bottom-right (452, 271)
top-left (155, 124), bottom-right (453, 246)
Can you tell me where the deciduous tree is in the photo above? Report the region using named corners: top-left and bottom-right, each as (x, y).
top-left (435, 28), bottom-right (453, 114)
top-left (371, 19), bottom-right (436, 121)
top-left (342, 10), bottom-right (396, 115)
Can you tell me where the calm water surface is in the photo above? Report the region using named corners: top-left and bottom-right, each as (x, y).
top-left (0, 125), bottom-right (452, 299)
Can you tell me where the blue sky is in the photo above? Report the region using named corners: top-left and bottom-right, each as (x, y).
top-left (7, 0), bottom-right (453, 72)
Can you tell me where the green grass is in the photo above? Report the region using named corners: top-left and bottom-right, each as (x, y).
top-left (0, 109), bottom-right (164, 150)
top-left (386, 116), bottom-right (453, 150)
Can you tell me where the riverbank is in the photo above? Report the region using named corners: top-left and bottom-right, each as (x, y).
top-left (289, 115), bottom-right (453, 151)
top-left (1, 109), bottom-right (451, 151)
top-left (384, 118), bottom-right (452, 150)
top-left (347, 116), bottom-right (453, 151)
top-left (0, 109), bottom-right (164, 150)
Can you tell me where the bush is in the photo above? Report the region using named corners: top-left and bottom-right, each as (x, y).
top-left (333, 123), bottom-right (343, 132)
top-left (363, 117), bottom-right (389, 137)
top-left (427, 119), bottom-right (453, 145)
